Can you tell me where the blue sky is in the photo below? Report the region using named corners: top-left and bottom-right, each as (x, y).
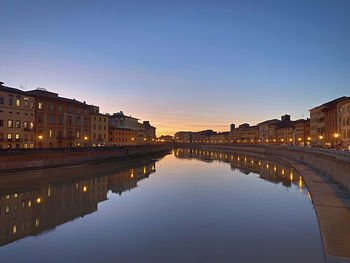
top-left (1, 0), bottom-right (349, 135)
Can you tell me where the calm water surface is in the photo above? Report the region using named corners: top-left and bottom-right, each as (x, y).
top-left (0, 149), bottom-right (324, 263)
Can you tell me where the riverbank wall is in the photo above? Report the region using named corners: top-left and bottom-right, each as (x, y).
top-left (0, 145), bottom-right (169, 172)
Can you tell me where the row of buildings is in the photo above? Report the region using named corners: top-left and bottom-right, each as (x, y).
top-left (0, 81), bottom-right (156, 149)
top-left (173, 96), bottom-right (350, 150)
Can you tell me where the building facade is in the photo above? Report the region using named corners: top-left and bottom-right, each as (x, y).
top-left (0, 82), bottom-right (35, 149)
top-left (26, 89), bottom-right (91, 148)
top-left (294, 119), bottom-right (310, 146)
top-left (108, 128), bottom-right (137, 146)
top-left (90, 106), bottom-right (109, 147)
top-left (339, 99), bottom-right (350, 150)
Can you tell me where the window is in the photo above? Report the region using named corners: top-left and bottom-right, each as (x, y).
top-left (7, 120), bottom-right (13, 128)
top-left (77, 108), bottom-right (80, 114)
top-left (23, 121), bottom-right (28, 129)
top-left (38, 102), bottom-right (43, 110)
top-left (0, 97), bottom-right (3, 104)
top-left (16, 99), bottom-right (20, 107)
top-left (76, 119), bottom-right (80, 126)
top-left (58, 117), bottom-right (63, 125)
top-left (9, 98), bottom-right (13, 105)
top-left (15, 120), bottom-right (20, 128)
top-left (30, 101), bottom-right (34, 109)
top-left (84, 110), bottom-right (88, 116)
top-left (76, 131), bottom-right (80, 138)
top-left (24, 97), bottom-right (29, 107)
top-left (29, 122), bottom-right (34, 129)
top-left (84, 120), bottom-right (88, 127)
top-left (38, 115), bottom-right (43, 123)
top-left (68, 106), bottom-right (72, 113)
top-left (49, 103), bottom-right (54, 111)
top-left (58, 105), bottom-right (62, 112)
top-left (15, 133), bottom-right (20, 140)
top-left (48, 129), bottom-right (53, 138)
top-left (7, 133), bottom-right (12, 140)
top-left (24, 143), bottom-right (28, 149)
top-left (0, 120), bottom-right (3, 127)
top-left (49, 116), bottom-right (54, 124)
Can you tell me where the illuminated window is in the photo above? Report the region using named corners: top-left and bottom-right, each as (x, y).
top-left (15, 120), bottom-right (20, 128)
top-left (29, 122), bottom-right (34, 129)
top-left (7, 120), bottom-right (13, 128)
top-left (5, 205), bottom-right (10, 213)
top-left (38, 102), bottom-right (43, 110)
top-left (15, 134), bottom-right (20, 140)
top-left (12, 225), bottom-right (16, 234)
top-left (7, 134), bottom-right (12, 140)
top-left (24, 97), bottom-right (29, 107)
top-left (48, 130), bottom-right (53, 138)
top-left (16, 99), bottom-right (20, 107)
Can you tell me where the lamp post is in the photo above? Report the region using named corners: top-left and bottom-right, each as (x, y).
top-left (333, 133), bottom-right (340, 149)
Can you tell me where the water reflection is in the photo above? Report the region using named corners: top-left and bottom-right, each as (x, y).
top-left (0, 160), bottom-right (157, 247)
top-left (174, 148), bottom-right (309, 195)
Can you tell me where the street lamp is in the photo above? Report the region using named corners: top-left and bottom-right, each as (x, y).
top-left (318, 135), bottom-right (324, 140)
top-left (334, 133), bottom-right (340, 138)
top-left (84, 136), bottom-right (88, 141)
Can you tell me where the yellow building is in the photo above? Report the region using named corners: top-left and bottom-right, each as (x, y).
top-left (0, 82), bottom-right (35, 149)
top-left (90, 106), bottom-right (109, 147)
top-left (108, 128), bottom-right (137, 146)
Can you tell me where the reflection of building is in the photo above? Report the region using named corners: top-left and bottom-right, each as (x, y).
top-left (90, 106), bottom-right (109, 147)
top-left (26, 88), bottom-right (91, 148)
top-left (0, 176), bottom-right (108, 246)
top-left (0, 82), bottom-right (36, 149)
top-left (0, 158), bottom-right (159, 247)
top-left (174, 148), bottom-right (306, 190)
top-left (108, 161), bottom-right (156, 195)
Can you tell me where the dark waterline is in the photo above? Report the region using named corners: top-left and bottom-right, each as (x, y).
top-left (0, 149), bottom-right (324, 263)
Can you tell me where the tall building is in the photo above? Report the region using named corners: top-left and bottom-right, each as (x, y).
top-left (26, 88), bottom-right (91, 148)
top-left (90, 106), bottom-right (109, 147)
top-left (309, 97), bottom-right (348, 147)
top-left (0, 82), bottom-right (35, 149)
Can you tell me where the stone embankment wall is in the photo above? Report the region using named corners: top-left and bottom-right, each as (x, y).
top-left (0, 145), bottom-right (169, 172)
top-left (175, 143), bottom-right (350, 193)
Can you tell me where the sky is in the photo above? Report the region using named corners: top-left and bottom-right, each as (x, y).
top-left (1, 0), bottom-right (349, 136)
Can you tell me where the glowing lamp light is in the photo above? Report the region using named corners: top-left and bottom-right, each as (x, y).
top-left (36, 198), bottom-right (42, 204)
top-left (334, 133), bottom-right (340, 138)
top-left (298, 138), bottom-right (302, 141)
top-left (289, 138), bottom-right (293, 142)
top-left (318, 135), bottom-right (324, 140)
top-left (83, 186), bottom-right (87, 192)
top-left (84, 136), bottom-right (88, 141)
top-left (38, 135), bottom-right (43, 140)
top-left (307, 137), bottom-right (311, 141)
